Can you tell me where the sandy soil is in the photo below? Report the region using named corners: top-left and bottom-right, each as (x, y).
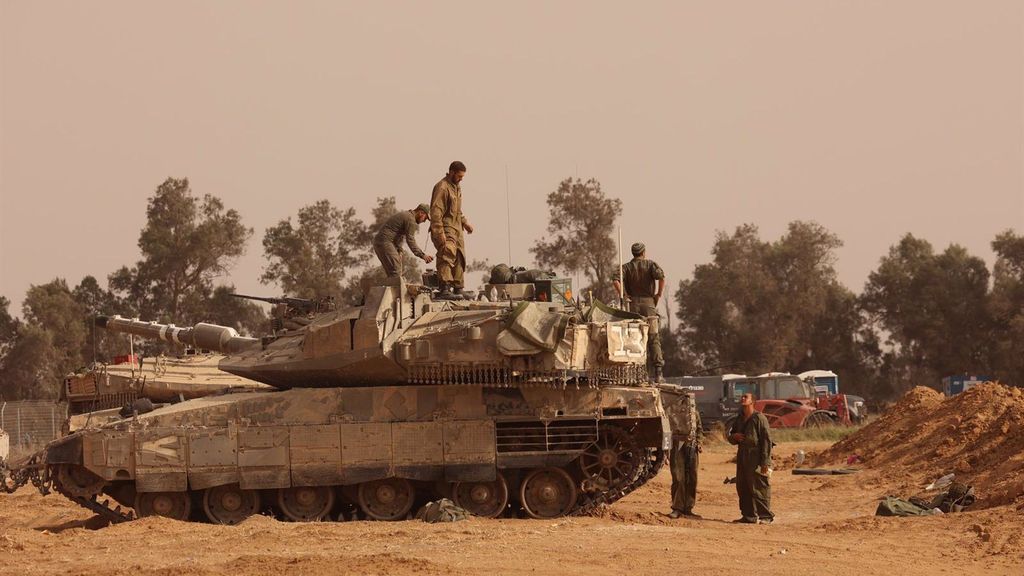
top-left (2, 439), bottom-right (1022, 576)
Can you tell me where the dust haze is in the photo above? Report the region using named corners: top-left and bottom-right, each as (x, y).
top-left (2, 0), bottom-right (1022, 310)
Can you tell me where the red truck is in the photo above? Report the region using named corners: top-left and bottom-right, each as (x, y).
top-left (731, 372), bottom-right (859, 429)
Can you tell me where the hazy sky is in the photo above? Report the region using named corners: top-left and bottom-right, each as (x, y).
top-left (2, 1), bottom-right (1022, 317)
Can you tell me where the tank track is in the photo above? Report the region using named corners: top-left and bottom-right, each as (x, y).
top-left (573, 447), bottom-right (665, 517)
top-left (2, 460), bottom-right (134, 524)
top-left (65, 493), bottom-right (135, 524)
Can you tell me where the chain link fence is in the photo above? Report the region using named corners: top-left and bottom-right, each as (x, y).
top-left (0, 400), bottom-right (67, 456)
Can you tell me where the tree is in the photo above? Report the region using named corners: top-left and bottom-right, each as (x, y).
top-left (72, 275), bottom-right (132, 363)
top-left (22, 279), bottom-right (88, 371)
top-left (262, 200), bottom-right (370, 299)
top-left (0, 296), bottom-right (17, 359)
top-left (0, 280), bottom-right (89, 400)
top-left (674, 222), bottom-right (877, 395)
top-left (0, 324), bottom-right (61, 400)
top-left (531, 178), bottom-right (622, 302)
top-left (989, 230), bottom-right (1024, 385)
top-left (109, 178), bottom-right (252, 323)
top-left (861, 234), bottom-right (992, 393)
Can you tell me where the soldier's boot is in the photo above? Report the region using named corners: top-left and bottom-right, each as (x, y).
top-left (436, 283), bottom-right (460, 301)
top-left (436, 283), bottom-right (453, 299)
top-left (654, 366), bottom-right (665, 384)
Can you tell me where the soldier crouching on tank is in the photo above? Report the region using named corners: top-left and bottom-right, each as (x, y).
top-left (612, 242), bottom-right (665, 383)
top-left (373, 203), bottom-right (434, 278)
top-left (430, 160), bottom-right (474, 300)
top-left (728, 393), bottom-right (775, 524)
top-left (666, 391), bottom-right (702, 519)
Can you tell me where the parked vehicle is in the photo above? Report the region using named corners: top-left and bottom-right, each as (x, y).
top-left (665, 372), bottom-right (859, 430)
top-left (941, 375), bottom-right (991, 396)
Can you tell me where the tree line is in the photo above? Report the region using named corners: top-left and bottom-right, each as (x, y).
top-left (0, 176), bottom-right (1020, 401)
top-left (0, 178), bottom-right (419, 399)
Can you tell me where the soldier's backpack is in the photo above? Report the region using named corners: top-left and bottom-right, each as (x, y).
top-left (415, 498), bottom-right (470, 523)
top-left (489, 264), bottom-right (514, 284)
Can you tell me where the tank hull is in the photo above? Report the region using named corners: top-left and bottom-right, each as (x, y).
top-left (39, 384), bottom-right (668, 521)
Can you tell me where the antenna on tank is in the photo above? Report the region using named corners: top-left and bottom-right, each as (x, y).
top-left (617, 227), bottom-right (624, 309)
top-left (505, 165), bottom-right (512, 265)
top-left (664, 295), bottom-right (672, 332)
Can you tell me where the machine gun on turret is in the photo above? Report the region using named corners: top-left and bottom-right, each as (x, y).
top-left (230, 294), bottom-right (336, 332)
top-left (229, 294), bottom-right (335, 316)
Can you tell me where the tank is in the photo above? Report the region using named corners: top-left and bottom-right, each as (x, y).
top-left (63, 352), bottom-right (271, 433)
top-left (2, 277), bottom-right (668, 523)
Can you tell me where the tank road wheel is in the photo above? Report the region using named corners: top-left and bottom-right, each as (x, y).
top-left (358, 478), bottom-right (415, 521)
top-left (203, 484), bottom-right (261, 525)
top-left (579, 426), bottom-right (642, 492)
top-left (452, 473), bottom-right (509, 518)
top-left (56, 465), bottom-right (107, 498)
top-left (277, 486), bottom-right (335, 522)
top-left (134, 491), bottom-right (192, 521)
top-left (519, 467), bottom-right (578, 519)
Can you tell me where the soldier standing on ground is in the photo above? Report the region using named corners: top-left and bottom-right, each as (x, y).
top-left (728, 393), bottom-right (775, 524)
top-left (429, 161), bottom-right (474, 299)
top-left (612, 242), bottom-right (665, 383)
top-left (666, 390), bottom-right (702, 519)
top-left (372, 203), bottom-right (434, 278)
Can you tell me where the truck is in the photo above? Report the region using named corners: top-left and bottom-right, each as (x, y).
top-left (941, 375), bottom-right (991, 396)
top-left (665, 372), bottom-right (862, 430)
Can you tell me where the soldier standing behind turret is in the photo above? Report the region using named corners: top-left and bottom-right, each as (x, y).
top-left (429, 160), bottom-right (474, 299)
top-left (612, 242), bottom-right (665, 383)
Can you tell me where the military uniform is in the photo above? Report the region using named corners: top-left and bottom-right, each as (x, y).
top-left (728, 411), bottom-right (774, 523)
top-left (666, 392), bottom-right (702, 516)
top-left (612, 256), bottom-right (665, 370)
top-left (429, 176), bottom-right (471, 288)
top-left (373, 209), bottom-right (427, 278)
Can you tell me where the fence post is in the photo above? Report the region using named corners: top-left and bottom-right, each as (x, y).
top-left (17, 407), bottom-right (22, 450)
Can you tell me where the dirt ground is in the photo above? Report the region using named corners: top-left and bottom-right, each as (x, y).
top-left (2, 439), bottom-right (1022, 576)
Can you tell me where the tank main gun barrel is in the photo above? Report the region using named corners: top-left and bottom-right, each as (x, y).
top-left (95, 315), bottom-right (259, 354)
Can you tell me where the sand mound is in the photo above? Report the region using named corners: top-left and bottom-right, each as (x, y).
top-left (816, 383), bottom-right (1024, 509)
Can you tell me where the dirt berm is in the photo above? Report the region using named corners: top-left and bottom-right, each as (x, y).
top-left (814, 383), bottom-right (1024, 509)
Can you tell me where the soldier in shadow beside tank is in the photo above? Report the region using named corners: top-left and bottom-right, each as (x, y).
top-left (373, 203), bottom-right (434, 278)
top-left (612, 242), bottom-right (666, 383)
top-left (429, 160), bottom-right (474, 300)
top-left (666, 391), bottom-right (702, 519)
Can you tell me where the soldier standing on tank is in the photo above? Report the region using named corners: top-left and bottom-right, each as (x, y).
top-left (612, 242), bottom-right (665, 383)
top-left (728, 392), bottom-right (775, 524)
top-left (666, 391), bottom-right (702, 519)
top-left (429, 161), bottom-right (474, 299)
top-left (372, 204), bottom-right (434, 278)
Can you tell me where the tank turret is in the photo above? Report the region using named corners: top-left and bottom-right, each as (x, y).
top-left (95, 278), bottom-right (651, 391)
